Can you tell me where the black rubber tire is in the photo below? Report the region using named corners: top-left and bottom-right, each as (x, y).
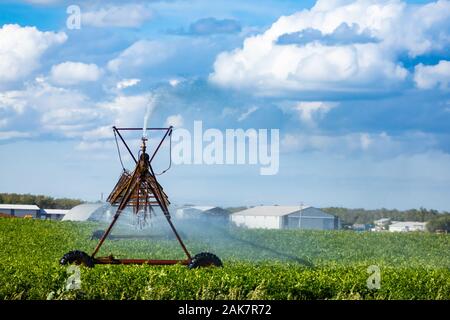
top-left (188, 252), bottom-right (223, 269)
top-left (60, 250), bottom-right (95, 268)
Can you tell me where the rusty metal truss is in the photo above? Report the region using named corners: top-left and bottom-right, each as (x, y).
top-left (90, 126), bottom-right (192, 264)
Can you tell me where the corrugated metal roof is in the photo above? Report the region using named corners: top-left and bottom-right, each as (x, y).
top-left (232, 205), bottom-right (312, 217)
top-left (186, 206), bottom-right (217, 212)
top-left (43, 209), bottom-right (70, 215)
top-left (390, 221), bottom-right (427, 228)
top-left (0, 204), bottom-right (40, 210)
top-left (375, 218), bottom-right (391, 223)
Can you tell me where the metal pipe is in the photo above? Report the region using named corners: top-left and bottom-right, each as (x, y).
top-left (113, 126), bottom-right (138, 164)
top-left (94, 126), bottom-right (191, 261)
top-left (95, 258), bottom-right (190, 265)
top-left (91, 171), bottom-right (139, 258)
top-left (147, 164), bottom-right (192, 260)
top-left (166, 216), bottom-right (192, 260)
top-left (115, 127), bottom-right (172, 131)
top-left (149, 127), bottom-right (172, 163)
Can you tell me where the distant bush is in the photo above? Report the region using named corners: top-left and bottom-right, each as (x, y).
top-left (427, 215), bottom-right (450, 233)
top-left (0, 193), bottom-right (84, 209)
top-left (322, 207), bottom-right (446, 225)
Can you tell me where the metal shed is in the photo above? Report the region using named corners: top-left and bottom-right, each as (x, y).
top-left (231, 205), bottom-right (340, 230)
top-left (175, 206), bottom-right (229, 220)
top-left (0, 204), bottom-right (41, 218)
top-left (43, 209), bottom-right (70, 220)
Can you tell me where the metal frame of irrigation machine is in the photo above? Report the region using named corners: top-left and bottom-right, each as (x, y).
top-left (60, 126), bottom-right (222, 269)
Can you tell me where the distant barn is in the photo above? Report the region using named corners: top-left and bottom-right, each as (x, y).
top-left (231, 205), bottom-right (340, 230)
top-left (0, 204), bottom-right (71, 220)
top-left (43, 209), bottom-right (69, 221)
top-left (175, 206), bottom-right (229, 220)
top-left (389, 221), bottom-right (427, 232)
top-left (0, 204), bottom-right (41, 218)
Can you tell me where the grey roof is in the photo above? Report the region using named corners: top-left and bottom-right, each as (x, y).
top-left (189, 206), bottom-right (217, 211)
top-left (375, 218), bottom-right (391, 223)
top-left (62, 203), bottom-right (104, 221)
top-left (0, 204), bottom-right (40, 210)
top-left (389, 221), bottom-right (427, 228)
top-left (181, 206), bottom-right (220, 212)
top-left (43, 209), bottom-right (70, 215)
top-left (232, 205), bottom-right (312, 217)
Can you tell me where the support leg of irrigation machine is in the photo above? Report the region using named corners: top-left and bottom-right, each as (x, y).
top-left (60, 126), bottom-right (222, 269)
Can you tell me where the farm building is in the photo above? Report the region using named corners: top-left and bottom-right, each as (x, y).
top-left (175, 206), bottom-right (229, 220)
top-left (0, 204), bottom-right (41, 218)
top-left (231, 205), bottom-right (340, 230)
top-left (389, 221), bottom-right (427, 232)
top-left (373, 218), bottom-right (391, 231)
top-left (62, 203), bottom-right (106, 221)
top-left (43, 209), bottom-right (69, 220)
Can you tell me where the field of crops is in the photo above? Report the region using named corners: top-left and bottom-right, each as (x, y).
top-left (0, 218), bottom-right (449, 300)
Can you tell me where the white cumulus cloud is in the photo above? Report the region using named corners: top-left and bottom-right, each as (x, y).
top-left (82, 4), bottom-right (153, 28)
top-left (0, 78), bottom-right (99, 138)
top-left (281, 130), bottom-right (437, 157)
top-left (169, 78), bottom-right (182, 87)
top-left (98, 93), bottom-right (155, 127)
top-left (50, 61), bottom-right (101, 86)
top-left (108, 40), bottom-right (174, 74)
top-left (294, 101), bottom-right (338, 125)
top-left (209, 0), bottom-right (450, 97)
top-left (165, 114), bottom-right (184, 128)
top-left (0, 24), bottom-right (67, 84)
top-left (116, 78), bottom-right (141, 90)
top-left (0, 78), bottom-right (159, 142)
top-left (414, 60), bottom-right (450, 90)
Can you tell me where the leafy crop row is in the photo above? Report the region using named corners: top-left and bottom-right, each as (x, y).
top-left (0, 218), bottom-right (449, 300)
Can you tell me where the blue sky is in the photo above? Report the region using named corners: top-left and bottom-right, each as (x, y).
top-left (0, 0), bottom-right (450, 210)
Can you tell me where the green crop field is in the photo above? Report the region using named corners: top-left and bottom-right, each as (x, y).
top-left (0, 218), bottom-right (449, 300)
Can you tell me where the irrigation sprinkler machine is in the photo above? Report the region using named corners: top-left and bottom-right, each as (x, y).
top-left (60, 126), bottom-right (223, 269)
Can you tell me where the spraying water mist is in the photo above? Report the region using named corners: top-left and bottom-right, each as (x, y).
top-left (142, 95), bottom-right (156, 139)
top-left (88, 205), bottom-right (313, 266)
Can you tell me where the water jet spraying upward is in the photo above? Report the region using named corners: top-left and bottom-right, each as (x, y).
top-left (142, 95), bottom-right (156, 139)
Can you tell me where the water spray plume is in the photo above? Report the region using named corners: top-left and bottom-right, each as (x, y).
top-left (142, 94), bottom-right (156, 139)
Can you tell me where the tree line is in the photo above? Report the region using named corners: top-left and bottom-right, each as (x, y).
top-left (321, 207), bottom-right (447, 225)
top-left (0, 193), bottom-right (84, 210)
top-left (2, 195), bottom-right (449, 232)
top-left (322, 207), bottom-right (450, 232)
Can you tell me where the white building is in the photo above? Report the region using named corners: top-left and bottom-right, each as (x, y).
top-left (389, 221), bottom-right (427, 232)
top-left (374, 218), bottom-right (391, 226)
top-left (43, 209), bottom-right (69, 220)
top-left (231, 205), bottom-right (340, 230)
top-left (0, 204), bottom-right (41, 218)
top-left (175, 206), bottom-right (229, 220)
top-left (372, 218), bottom-right (392, 231)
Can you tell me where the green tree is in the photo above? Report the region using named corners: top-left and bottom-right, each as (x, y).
top-left (426, 215), bottom-right (450, 233)
top-left (0, 193), bottom-right (84, 209)
top-left (322, 207), bottom-right (444, 226)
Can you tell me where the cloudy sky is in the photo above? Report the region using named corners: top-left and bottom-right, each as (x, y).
top-left (0, 0), bottom-right (449, 210)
